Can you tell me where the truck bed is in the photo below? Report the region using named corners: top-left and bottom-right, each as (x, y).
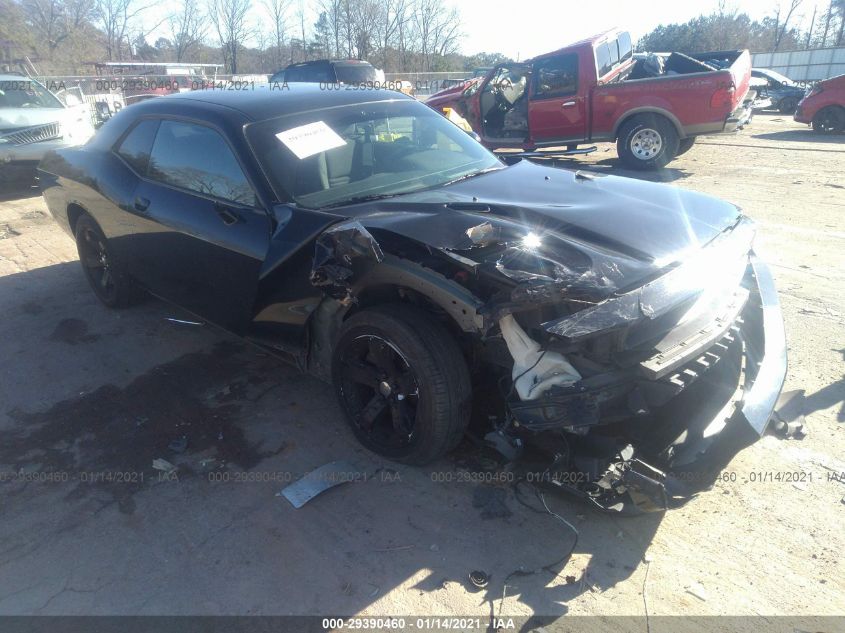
top-left (590, 50), bottom-right (753, 140)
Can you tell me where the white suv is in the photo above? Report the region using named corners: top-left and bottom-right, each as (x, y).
top-left (1, 75), bottom-right (95, 183)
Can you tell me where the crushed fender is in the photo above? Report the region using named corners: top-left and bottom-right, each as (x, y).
top-left (310, 220), bottom-right (384, 304)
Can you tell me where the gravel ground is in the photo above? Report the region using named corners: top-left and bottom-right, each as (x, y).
top-left (0, 113), bottom-right (842, 626)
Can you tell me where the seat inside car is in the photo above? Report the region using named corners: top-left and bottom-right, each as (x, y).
top-left (294, 140), bottom-right (362, 195)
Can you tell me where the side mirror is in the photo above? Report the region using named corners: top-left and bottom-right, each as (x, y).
top-left (467, 130), bottom-right (482, 143)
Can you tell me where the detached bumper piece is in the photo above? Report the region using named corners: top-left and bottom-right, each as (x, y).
top-left (507, 255), bottom-right (787, 513)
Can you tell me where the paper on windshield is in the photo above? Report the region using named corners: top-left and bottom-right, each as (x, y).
top-left (275, 121), bottom-right (346, 159)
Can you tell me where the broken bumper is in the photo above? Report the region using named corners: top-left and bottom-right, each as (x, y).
top-left (739, 255), bottom-right (787, 435)
top-left (725, 100), bottom-right (756, 132)
top-left (508, 254), bottom-right (787, 511)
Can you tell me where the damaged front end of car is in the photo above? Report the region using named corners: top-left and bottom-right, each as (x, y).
top-left (488, 224), bottom-right (787, 514)
top-left (303, 175), bottom-right (787, 514)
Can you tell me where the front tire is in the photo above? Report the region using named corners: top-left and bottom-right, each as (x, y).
top-left (616, 114), bottom-right (680, 170)
top-left (74, 214), bottom-right (138, 308)
top-left (812, 106), bottom-right (845, 134)
top-left (331, 304), bottom-right (471, 465)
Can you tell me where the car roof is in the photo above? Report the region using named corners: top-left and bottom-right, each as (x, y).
top-left (134, 82), bottom-right (413, 122)
top-left (286, 59), bottom-right (373, 67)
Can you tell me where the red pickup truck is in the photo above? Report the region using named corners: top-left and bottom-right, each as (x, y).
top-left (426, 30), bottom-right (757, 169)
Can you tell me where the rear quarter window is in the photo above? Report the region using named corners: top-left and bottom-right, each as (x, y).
top-left (115, 119), bottom-right (160, 174)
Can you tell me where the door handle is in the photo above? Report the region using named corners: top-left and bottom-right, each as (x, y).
top-left (562, 100), bottom-right (577, 108)
top-left (133, 196), bottom-right (150, 212)
top-left (216, 206), bottom-right (240, 225)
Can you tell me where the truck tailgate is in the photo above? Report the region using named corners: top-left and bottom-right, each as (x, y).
top-left (727, 50), bottom-right (752, 108)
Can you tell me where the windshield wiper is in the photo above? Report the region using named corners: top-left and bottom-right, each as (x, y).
top-left (322, 193), bottom-right (399, 209)
top-left (439, 166), bottom-right (502, 188)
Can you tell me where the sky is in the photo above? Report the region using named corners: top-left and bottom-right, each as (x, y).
top-left (145, 0), bottom-right (829, 59)
top-left (448, 0), bottom-right (828, 59)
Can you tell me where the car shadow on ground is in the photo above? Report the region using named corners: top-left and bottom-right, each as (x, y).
top-left (751, 129), bottom-right (845, 144)
top-left (0, 181), bottom-right (40, 202)
top-left (0, 261), bottom-right (664, 621)
top-left (803, 349), bottom-right (845, 423)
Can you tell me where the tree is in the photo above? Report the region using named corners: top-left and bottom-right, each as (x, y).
top-left (209, 0), bottom-right (251, 72)
top-left (263, 0), bottom-right (290, 67)
top-left (835, 0), bottom-right (845, 45)
top-left (412, 0), bottom-right (460, 71)
top-left (169, 0), bottom-right (207, 62)
top-left (93, 0), bottom-right (149, 60)
top-left (772, 0), bottom-right (803, 51)
top-left (312, 11), bottom-right (331, 58)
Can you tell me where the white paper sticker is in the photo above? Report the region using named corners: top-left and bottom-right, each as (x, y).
top-left (275, 121), bottom-right (346, 159)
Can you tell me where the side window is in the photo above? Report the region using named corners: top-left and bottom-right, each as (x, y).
top-left (116, 119), bottom-right (159, 174)
top-left (618, 32), bottom-right (633, 62)
top-left (533, 54), bottom-right (578, 99)
top-left (147, 120), bottom-right (255, 206)
top-left (596, 44), bottom-right (613, 77)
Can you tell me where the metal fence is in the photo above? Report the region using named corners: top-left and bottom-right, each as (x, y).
top-left (751, 46), bottom-right (845, 82)
top-left (384, 71), bottom-right (473, 96)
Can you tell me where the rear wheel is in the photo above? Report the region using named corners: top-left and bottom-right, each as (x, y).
top-left (331, 304), bottom-right (471, 465)
top-left (74, 214), bottom-right (139, 308)
top-left (812, 106), bottom-right (845, 134)
top-left (616, 114), bottom-right (680, 170)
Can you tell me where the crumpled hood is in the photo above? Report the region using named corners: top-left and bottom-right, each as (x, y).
top-left (349, 160), bottom-right (743, 298)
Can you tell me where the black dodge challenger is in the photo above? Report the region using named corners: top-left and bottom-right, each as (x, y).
top-left (39, 85), bottom-right (787, 512)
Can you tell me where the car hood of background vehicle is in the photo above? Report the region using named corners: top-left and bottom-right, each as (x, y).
top-left (349, 160), bottom-right (743, 296)
top-left (0, 106), bottom-right (77, 132)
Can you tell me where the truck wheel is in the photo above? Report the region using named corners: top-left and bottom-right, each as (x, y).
top-left (778, 97), bottom-right (798, 114)
top-left (74, 214), bottom-right (139, 308)
top-left (331, 304), bottom-right (471, 465)
top-left (617, 114), bottom-right (680, 170)
top-left (676, 137), bottom-right (696, 156)
top-left (812, 106), bottom-right (845, 134)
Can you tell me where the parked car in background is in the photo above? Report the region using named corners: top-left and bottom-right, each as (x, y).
top-left (270, 59), bottom-right (379, 85)
top-left (38, 85), bottom-right (786, 513)
top-left (794, 73), bottom-right (845, 134)
top-left (426, 30), bottom-right (759, 169)
top-left (751, 68), bottom-right (806, 114)
top-left (269, 59), bottom-right (413, 95)
top-left (0, 74), bottom-right (95, 184)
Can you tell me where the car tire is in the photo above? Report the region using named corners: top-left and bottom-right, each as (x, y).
top-left (812, 106), bottom-right (845, 134)
top-left (74, 214), bottom-right (139, 308)
top-left (676, 137), bottom-right (696, 156)
top-left (331, 304), bottom-right (471, 465)
top-left (616, 114), bottom-right (680, 170)
top-left (778, 97), bottom-right (798, 114)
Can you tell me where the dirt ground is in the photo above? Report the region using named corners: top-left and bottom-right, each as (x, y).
top-left (0, 114), bottom-right (843, 628)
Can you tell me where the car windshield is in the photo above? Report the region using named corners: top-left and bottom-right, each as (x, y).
top-left (0, 78), bottom-right (63, 109)
top-left (246, 99), bottom-right (503, 209)
top-left (764, 69), bottom-right (795, 86)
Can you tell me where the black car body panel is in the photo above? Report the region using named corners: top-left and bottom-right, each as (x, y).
top-left (38, 85), bottom-right (787, 512)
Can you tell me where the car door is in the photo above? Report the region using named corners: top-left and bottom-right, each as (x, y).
top-left (527, 53), bottom-right (586, 143)
top-left (122, 118), bottom-right (271, 332)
